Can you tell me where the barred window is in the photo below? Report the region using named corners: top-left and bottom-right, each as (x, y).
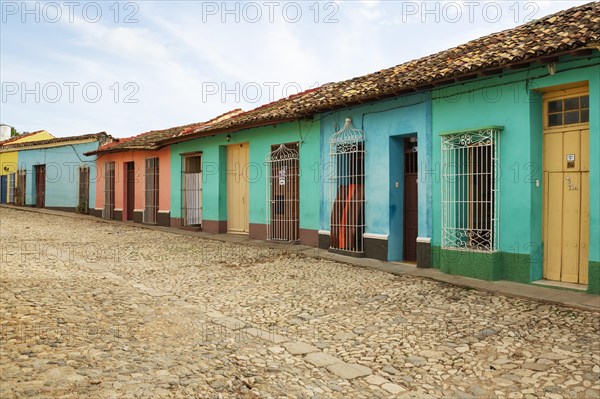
top-left (441, 127), bottom-right (500, 252)
top-left (103, 162), bottom-right (115, 219)
top-left (329, 118), bottom-right (365, 254)
top-left (144, 157), bottom-right (159, 224)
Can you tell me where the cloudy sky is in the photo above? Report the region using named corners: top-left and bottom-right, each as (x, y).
top-left (0, 0), bottom-right (589, 137)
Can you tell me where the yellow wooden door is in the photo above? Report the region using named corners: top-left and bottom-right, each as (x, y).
top-left (227, 143), bottom-right (249, 233)
top-left (542, 87), bottom-right (589, 284)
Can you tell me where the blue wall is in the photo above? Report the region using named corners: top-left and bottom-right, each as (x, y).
top-left (319, 92), bottom-right (432, 260)
top-left (19, 142), bottom-right (99, 208)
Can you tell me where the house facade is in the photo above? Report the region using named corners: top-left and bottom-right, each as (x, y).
top-left (0, 130), bottom-right (54, 204)
top-left (317, 93), bottom-right (432, 265)
top-left (4, 133), bottom-right (110, 212)
top-left (431, 53), bottom-right (599, 295)
top-left (91, 148), bottom-right (172, 225)
top-left (168, 118), bottom-right (321, 246)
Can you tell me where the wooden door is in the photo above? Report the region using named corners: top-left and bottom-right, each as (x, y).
top-left (227, 143), bottom-right (249, 234)
top-left (78, 166), bottom-right (90, 214)
top-left (403, 138), bottom-right (418, 261)
top-left (543, 87), bottom-right (589, 284)
top-left (35, 165), bottom-right (46, 208)
top-left (125, 162), bottom-right (135, 220)
top-left (0, 175), bottom-right (6, 204)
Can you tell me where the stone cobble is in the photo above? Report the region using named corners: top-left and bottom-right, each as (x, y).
top-left (1, 208), bottom-right (599, 398)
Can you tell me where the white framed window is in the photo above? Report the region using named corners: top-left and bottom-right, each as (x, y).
top-left (8, 172), bottom-right (15, 203)
top-left (441, 127), bottom-right (501, 252)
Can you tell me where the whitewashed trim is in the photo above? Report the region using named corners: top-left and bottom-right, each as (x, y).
top-left (416, 237), bottom-right (431, 243)
top-left (318, 230), bottom-right (330, 236)
top-left (363, 233), bottom-right (388, 240)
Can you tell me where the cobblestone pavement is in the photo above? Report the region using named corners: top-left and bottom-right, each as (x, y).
top-left (1, 208), bottom-right (599, 399)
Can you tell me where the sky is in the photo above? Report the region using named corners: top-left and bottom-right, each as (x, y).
top-left (0, 0), bottom-right (590, 138)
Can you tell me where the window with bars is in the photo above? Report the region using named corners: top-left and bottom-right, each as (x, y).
top-left (144, 157), bottom-right (159, 224)
top-left (78, 166), bottom-right (90, 214)
top-left (15, 169), bottom-right (26, 206)
top-left (441, 127), bottom-right (500, 252)
top-left (181, 154), bottom-right (202, 227)
top-left (329, 118), bottom-right (365, 253)
top-left (103, 162), bottom-right (115, 219)
top-left (8, 173), bottom-right (15, 204)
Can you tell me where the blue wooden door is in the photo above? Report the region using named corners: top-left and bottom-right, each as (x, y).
top-left (0, 175), bottom-right (7, 204)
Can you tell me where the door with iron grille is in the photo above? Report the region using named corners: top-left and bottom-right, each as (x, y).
top-left (144, 158), bottom-right (159, 224)
top-left (34, 165), bottom-right (46, 208)
top-left (182, 154), bottom-right (202, 227)
top-left (266, 143), bottom-right (299, 242)
top-left (103, 162), bottom-right (115, 219)
top-left (403, 138), bottom-right (418, 261)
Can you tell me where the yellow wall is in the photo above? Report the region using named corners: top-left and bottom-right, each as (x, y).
top-left (0, 131), bottom-right (54, 176)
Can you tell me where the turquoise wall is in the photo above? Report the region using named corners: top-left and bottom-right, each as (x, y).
top-left (18, 142), bottom-right (99, 208)
top-left (318, 92), bottom-right (432, 261)
top-left (431, 53), bottom-right (600, 284)
top-left (169, 119), bottom-right (321, 230)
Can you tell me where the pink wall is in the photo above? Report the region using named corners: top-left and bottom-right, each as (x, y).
top-left (94, 148), bottom-right (170, 219)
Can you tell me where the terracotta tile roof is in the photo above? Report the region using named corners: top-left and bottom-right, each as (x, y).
top-left (89, 109), bottom-right (244, 154)
top-left (0, 130), bottom-right (52, 147)
top-left (1, 132), bottom-right (111, 151)
top-left (163, 1), bottom-right (599, 143)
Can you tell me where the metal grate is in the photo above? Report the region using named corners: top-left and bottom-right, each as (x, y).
top-left (181, 155), bottom-right (202, 227)
top-left (8, 173), bottom-right (15, 204)
top-left (103, 162), bottom-right (115, 219)
top-left (266, 143), bottom-right (299, 242)
top-left (329, 118), bottom-right (365, 253)
top-left (441, 128), bottom-right (500, 252)
top-left (15, 169), bottom-right (26, 206)
top-left (78, 166), bottom-right (90, 214)
top-left (144, 157), bottom-right (159, 224)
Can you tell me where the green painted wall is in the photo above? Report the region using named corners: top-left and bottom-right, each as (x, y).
top-left (589, 261), bottom-right (600, 295)
top-left (431, 53), bottom-right (600, 291)
top-left (169, 119), bottom-right (321, 230)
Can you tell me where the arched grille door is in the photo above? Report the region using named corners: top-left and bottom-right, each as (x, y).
top-left (329, 118), bottom-right (365, 254)
top-left (266, 143), bottom-right (299, 242)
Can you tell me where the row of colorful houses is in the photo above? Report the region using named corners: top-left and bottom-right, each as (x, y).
top-left (2, 3), bottom-right (599, 294)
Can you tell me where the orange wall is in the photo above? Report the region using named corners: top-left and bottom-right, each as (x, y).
top-left (94, 148), bottom-right (170, 218)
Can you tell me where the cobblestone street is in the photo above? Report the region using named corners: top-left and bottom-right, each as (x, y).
top-left (1, 208), bottom-right (599, 398)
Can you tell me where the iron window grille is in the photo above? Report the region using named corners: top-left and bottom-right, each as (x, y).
top-left (103, 162), bottom-right (115, 219)
top-left (144, 157), bottom-right (159, 224)
top-left (181, 154), bottom-right (202, 227)
top-left (266, 143), bottom-right (300, 242)
top-left (441, 127), bottom-right (500, 252)
top-left (8, 172), bottom-right (15, 204)
top-left (329, 118), bottom-right (365, 254)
